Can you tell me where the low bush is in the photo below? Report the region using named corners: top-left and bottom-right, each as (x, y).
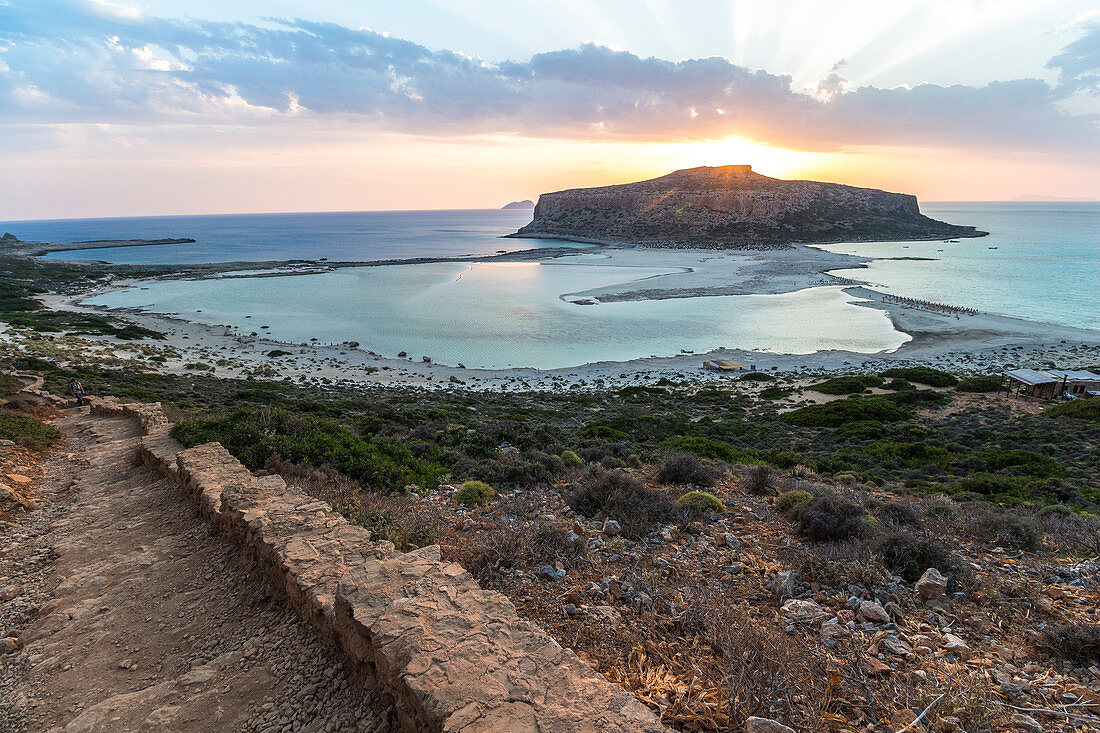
top-left (979, 448), bottom-right (1063, 478)
top-left (566, 471), bottom-right (681, 539)
top-left (809, 376), bottom-right (883, 395)
top-left (775, 489), bottom-right (813, 516)
top-left (955, 375), bottom-right (1004, 393)
top-left (1039, 624), bottom-right (1100, 666)
top-left (884, 389), bottom-right (952, 407)
top-left (171, 408), bottom-right (445, 492)
top-left (266, 349), bottom-right (293, 358)
top-left (880, 367), bottom-right (958, 387)
top-left (559, 449), bottom-right (583, 468)
top-left (656, 453), bottom-right (717, 487)
top-left (758, 387), bottom-right (792, 400)
top-left (455, 480), bottom-right (495, 507)
top-left (795, 496), bottom-right (865, 542)
top-left (871, 531), bottom-right (956, 582)
top-left (883, 379), bottom-right (915, 391)
top-left (453, 449), bottom-right (565, 488)
top-left (876, 500), bottom-right (921, 527)
top-left (676, 490), bottom-right (726, 513)
top-left (974, 513), bottom-right (1040, 551)
top-left (1046, 400), bottom-right (1100, 423)
top-left (744, 465), bottom-right (772, 495)
top-left (781, 397), bottom-right (911, 427)
top-left (738, 372), bottom-right (776, 382)
top-left (0, 413), bottom-right (62, 447)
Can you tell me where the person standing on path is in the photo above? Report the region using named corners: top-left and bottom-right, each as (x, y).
top-left (68, 378), bottom-right (85, 406)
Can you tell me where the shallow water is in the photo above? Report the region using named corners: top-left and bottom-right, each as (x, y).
top-left (19, 202), bottom-right (1100, 368)
top-left (86, 261), bottom-right (908, 370)
top-left (820, 203), bottom-right (1099, 330)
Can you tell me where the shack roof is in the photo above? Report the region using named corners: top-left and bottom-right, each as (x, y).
top-left (1045, 369), bottom-right (1100, 382)
top-left (1004, 368), bottom-right (1058, 386)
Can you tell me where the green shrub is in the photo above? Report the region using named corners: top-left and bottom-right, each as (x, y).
top-left (955, 375), bottom-right (1004, 393)
top-left (810, 376), bottom-right (883, 395)
top-left (775, 489), bottom-right (813, 516)
top-left (662, 436), bottom-right (747, 463)
top-left (885, 389), bottom-right (952, 407)
top-left (738, 372), bottom-right (776, 382)
top-left (581, 424), bottom-right (631, 441)
top-left (0, 413), bottom-right (62, 447)
top-left (859, 514), bottom-right (884, 533)
top-left (781, 397), bottom-right (911, 427)
top-left (676, 491), bottom-right (726, 513)
top-left (1046, 400), bottom-right (1100, 423)
top-left (1037, 503), bottom-right (1073, 517)
top-left (559, 449), bottom-right (583, 468)
top-left (883, 379), bottom-right (915, 391)
top-left (978, 449), bottom-right (1063, 478)
top-left (171, 409), bottom-right (444, 492)
top-left (455, 480), bottom-right (495, 507)
top-left (266, 349), bottom-right (293, 358)
top-left (880, 367), bottom-right (958, 387)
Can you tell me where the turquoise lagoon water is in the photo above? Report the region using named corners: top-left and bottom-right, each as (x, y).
top-left (86, 260), bottom-right (908, 370)
top-left (18, 202), bottom-right (1099, 369)
top-left (820, 203), bottom-right (1099, 331)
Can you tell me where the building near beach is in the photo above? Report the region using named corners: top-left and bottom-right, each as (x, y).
top-left (703, 360), bottom-right (747, 372)
top-left (1003, 368), bottom-right (1100, 398)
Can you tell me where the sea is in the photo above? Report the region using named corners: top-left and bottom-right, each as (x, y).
top-left (3, 203), bottom-right (1097, 370)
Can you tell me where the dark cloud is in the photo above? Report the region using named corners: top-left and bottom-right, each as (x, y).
top-left (0, 0), bottom-right (1096, 156)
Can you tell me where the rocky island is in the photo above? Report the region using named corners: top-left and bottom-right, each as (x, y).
top-left (511, 165), bottom-right (986, 249)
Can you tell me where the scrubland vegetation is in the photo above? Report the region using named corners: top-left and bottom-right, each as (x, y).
top-left (10, 352), bottom-right (1100, 731)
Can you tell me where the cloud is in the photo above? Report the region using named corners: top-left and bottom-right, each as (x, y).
top-left (1047, 21), bottom-right (1100, 94)
top-left (0, 0), bottom-right (1097, 157)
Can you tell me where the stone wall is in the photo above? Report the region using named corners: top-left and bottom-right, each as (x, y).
top-left (94, 399), bottom-right (669, 733)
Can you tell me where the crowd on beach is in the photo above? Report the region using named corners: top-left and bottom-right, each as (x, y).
top-left (882, 293), bottom-right (978, 318)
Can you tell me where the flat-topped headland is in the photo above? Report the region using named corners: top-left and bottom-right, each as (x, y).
top-left (510, 165), bottom-right (986, 249)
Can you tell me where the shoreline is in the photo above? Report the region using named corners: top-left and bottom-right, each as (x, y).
top-left (8, 235), bottom-right (1099, 391)
top-left (36, 278), bottom-right (1100, 394)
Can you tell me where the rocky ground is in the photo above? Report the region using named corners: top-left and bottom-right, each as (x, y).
top-left (340, 469), bottom-right (1100, 732)
top-left (0, 407), bottom-right (397, 732)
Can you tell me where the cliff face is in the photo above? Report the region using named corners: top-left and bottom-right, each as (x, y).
top-left (511, 165), bottom-right (985, 249)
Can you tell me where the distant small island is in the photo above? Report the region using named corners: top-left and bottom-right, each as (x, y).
top-left (501, 200), bottom-right (535, 210)
top-left (511, 165), bottom-right (987, 249)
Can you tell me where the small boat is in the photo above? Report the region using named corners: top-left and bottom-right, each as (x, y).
top-left (680, 349), bottom-right (694, 354)
top-left (988, 246), bottom-right (998, 249)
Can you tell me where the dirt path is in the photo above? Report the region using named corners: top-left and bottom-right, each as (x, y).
top-left (1, 408), bottom-right (397, 732)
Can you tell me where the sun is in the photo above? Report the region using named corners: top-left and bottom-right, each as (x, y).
top-left (663, 136), bottom-right (823, 180)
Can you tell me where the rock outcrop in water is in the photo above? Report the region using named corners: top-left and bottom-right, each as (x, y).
top-left (501, 199), bottom-right (535, 210)
top-left (511, 165), bottom-right (986, 249)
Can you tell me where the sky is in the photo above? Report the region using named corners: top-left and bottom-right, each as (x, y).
top-left (1, 0), bottom-right (1098, 220)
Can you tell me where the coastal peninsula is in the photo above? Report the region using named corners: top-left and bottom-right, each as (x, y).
top-left (512, 165), bottom-right (986, 249)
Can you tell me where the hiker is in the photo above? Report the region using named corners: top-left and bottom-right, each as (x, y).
top-left (68, 378), bottom-right (85, 406)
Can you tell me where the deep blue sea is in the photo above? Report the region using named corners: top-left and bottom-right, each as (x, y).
top-left (1, 209), bottom-right (545, 263)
